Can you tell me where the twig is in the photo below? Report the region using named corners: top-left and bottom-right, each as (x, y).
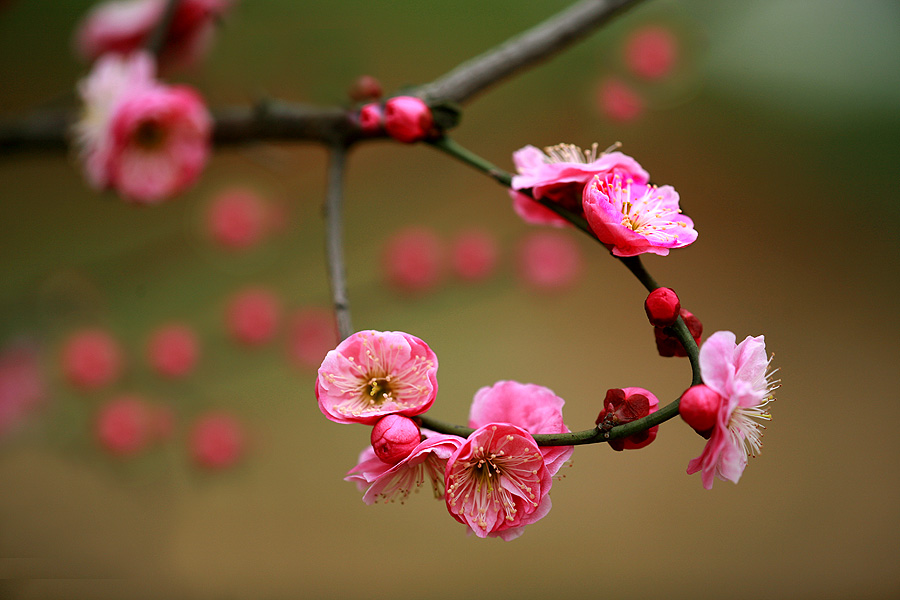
top-left (324, 144), bottom-right (354, 341)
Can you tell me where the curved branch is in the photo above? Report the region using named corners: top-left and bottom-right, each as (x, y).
top-left (417, 0), bottom-right (645, 105)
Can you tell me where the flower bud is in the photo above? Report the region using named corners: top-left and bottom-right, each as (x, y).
top-left (370, 414), bottom-right (421, 464)
top-left (654, 308), bottom-right (702, 357)
top-left (348, 75), bottom-right (383, 101)
top-left (358, 103), bottom-right (383, 134)
top-left (645, 287), bottom-right (681, 327)
top-left (679, 384), bottom-right (721, 433)
top-left (595, 387), bottom-right (659, 451)
top-left (383, 96), bottom-right (433, 143)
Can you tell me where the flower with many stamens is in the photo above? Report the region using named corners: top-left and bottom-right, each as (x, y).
top-left (346, 433), bottom-right (464, 505)
top-left (687, 331), bottom-right (779, 489)
top-left (316, 330), bottom-right (438, 425)
top-left (510, 142), bottom-right (648, 227)
top-left (583, 172), bottom-right (697, 257)
top-left (445, 423), bottom-right (552, 541)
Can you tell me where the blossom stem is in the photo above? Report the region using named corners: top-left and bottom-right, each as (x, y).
top-left (324, 143), bottom-right (354, 341)
top-left (146, 0), bottom-right (181, 57)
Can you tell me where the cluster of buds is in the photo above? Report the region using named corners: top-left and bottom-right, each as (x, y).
top-left (358, 95), bottom-right (435, 143)
top-left (644, 287), bottom-right (703, 357)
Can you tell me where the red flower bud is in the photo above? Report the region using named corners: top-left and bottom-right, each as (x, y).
top-left (645, 287), bottom-right (681, 327)
top-left (383, 96), bottom-right (433, 143)
top-left (358, 103), bottom-right (383, 134)
top-left (654, 308), bottom-right (702, 357)
top-left (679, 384), bottom-right (721, 432)
top-left (348, 75), bottom-right (383, 102)
top-left (595, 387), bottom-right (659, 451)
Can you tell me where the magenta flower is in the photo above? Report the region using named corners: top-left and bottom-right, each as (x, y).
top-left (75, 0), bottom-right (234, 69)
top-left (316, 330), bottom-right (438, 425)
top-left (445, 423), bottom-right (552, 540)
top-left (468, 380), bottom-right (573, 476)
top-left (510, 143), bottom-right (648, 227)
top-left (687, 331), bottom-right (778, 489)
top-left (345, 433), bottom-right (464, 504)
top-left (583, 172), bottom-right (698, 257)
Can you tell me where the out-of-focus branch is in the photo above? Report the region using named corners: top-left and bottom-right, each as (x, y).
top-left (146, 0), bottom-right (181, 56)
top-left (416, 0), bottom-right (645, 105)
top-left (324, 143), bottom-right (354, 341)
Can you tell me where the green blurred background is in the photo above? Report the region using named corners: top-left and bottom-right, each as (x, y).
top-left (1, 0), bottom-right (899, 598)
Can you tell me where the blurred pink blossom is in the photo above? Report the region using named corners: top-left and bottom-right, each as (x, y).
top-left (624, 24), bottom-right (679, 80)
top-left (316, 330), bottom-right (438, 425)
top-left (61, 328), bottom-right (123, 391)
top-left (146, 323), bottom-right (199, 378)
top-left (74, 0), bottom-right (235, 69)
top-left (449, 228), bottom-right (499, 282)
top-left (381, 227), bottom-right (444, 294)
top-left (517, 230), bottom-right (583, 291)
top-left (346, 433), bottom-right (463, 504)
top-left (226, 287), bottom-right (282, 346)
top-left (468, 380), bottom-right (573, 476)
top-left (583, 172), bottom-right (697, 257)
top-left (687, 331), bottom-right (778, 489)
top-left (96, 395), bottom-right (153, 456)
top-left (510, 143), bottom-right (648, 227)
top-left (0, 343), bottom-right (46, 437)
top-left (445, 423), bottom-right (552, 540)
top-left (383, 96), bottom-right (433, 143)
top-left (207, 189), bottom-right (269, 250)
top-left (597, 77), bottom-right (644, 122)
top-left (190, 411), bottom-right (246, 470)
top-left (286, 308), bottom-right (337, 371)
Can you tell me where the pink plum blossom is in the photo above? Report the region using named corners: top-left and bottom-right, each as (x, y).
top-left (61, 328), bottom-right (123, 390)
top-left (74, 52), bottom-right (212, 203)
top-left (226, 287), bottom-right (282, 346)
top-left (383, 96), bottom-right (433, 143)
top-left (597, 77), bottom-right (645, 122)
top-left (624, 24), bottom-right (680, 80)
top-left (146, 323), bottom-right (199, 378)
top-left (450, 228), bottom-right (499, 282)
top-left (207, 189), bottom-right (270, 250)
top-left (75, 0), bottom-right (234, 69)
top-left (517, 230), bottom-right (583, 291)
top-left (96, 394), bottom-right (153, 456)
top-left (445, 423), bottom-right (552, 541)
top-left (595, 387), bottom-right (660, 451)
top-left (0, 342), bottom-right (47, 437)
top-left (687, 331), bottom-right (778, 489)
top-left (316, 330), bottom-right (438, 425)
top-left (287, 308), bottom-right (338, 371)
top-left (583, 171), bottom-right (697, 257)
top-left (370, 414), bottom-right (422, 464)
top-left (346, 432), bottom-right (463, 504)
top-left (190, 411), bottom-right (246, 470)
top-left (381, 227), bottom-right (445, 294)
top-left (510, 143), bottom-right (648, 227)
top-left (468, 380), bottom-right (573, 476)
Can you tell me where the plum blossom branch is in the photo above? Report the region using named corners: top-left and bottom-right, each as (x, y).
top-left (324, 143), bottom-right (354, 341)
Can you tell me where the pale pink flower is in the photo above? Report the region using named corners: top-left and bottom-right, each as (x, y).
top-left (510, 143), bottom-right (648, 227)
top-left (75, 0), bottom-right (234, 69)
top-left (316, 330), bottom-right (438, 425)
top-left (74, 52), bottom-right (211, 203)
top-left (0, 342), bottom-right (46, 437)
top-left (190, 411), bottom-right (246, 470)
top-left (517, 230), bottom-right (582, 291)
top-left (624, 24), bottom-right (679, 80)
top-left (583, 172), bottom-right (697, 257)
top-left (687, 331), bottom-right (778, 489)
top-left (468, 380), bottom-right (573, 476)
top-left (287, 308), bottom-right (338, 371)
top-left (597, 77), bottom-right (644, 122)
top-left (381, 227), bottom-right (445, 294)
top-left (445, 423), bottom-right (552, 540)
top-left (61, 328), bottom-right (124, 390)
top-left (226, 287), bottom-right (282, 346)
top-left (96, 394), bottom-right (153, 456)
top-left (146, 323), bottom-right (199, 378)
top-left (346, 433), bottom-right (464, 504)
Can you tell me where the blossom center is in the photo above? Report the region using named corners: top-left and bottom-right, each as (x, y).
top-left (728, 397), bottom-right (773, 458)
top-left (366, 376), bottom-right (393, 404)
top-left (603, 175), bottom-right (685, 242)
top-left (133, 119), bottom-right (166, 150)
top-left (542, 142), bottom-right (599, 164)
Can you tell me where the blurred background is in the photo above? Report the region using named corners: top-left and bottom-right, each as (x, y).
top-left (1, 0), bottom-right (899, 598)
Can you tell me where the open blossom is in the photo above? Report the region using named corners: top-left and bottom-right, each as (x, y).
top-left (445, 423), bottom-right (552, 541)
top-left (583, 172), bottom-right (698, 257)
top-left (75, 0), bottom-right (234, 69)
top-left (469, 380), bottom-right (573, 476)
top-left (346, 433), bottom-right (464, 504)
top-left (510, 143), bottom-right (648, 227)
top-left (687, 331), bottom-right (778, 489)
top-left (74, 52), bottom-right (211, 203)
top-left (316, 330), bottom-right (438, 425)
